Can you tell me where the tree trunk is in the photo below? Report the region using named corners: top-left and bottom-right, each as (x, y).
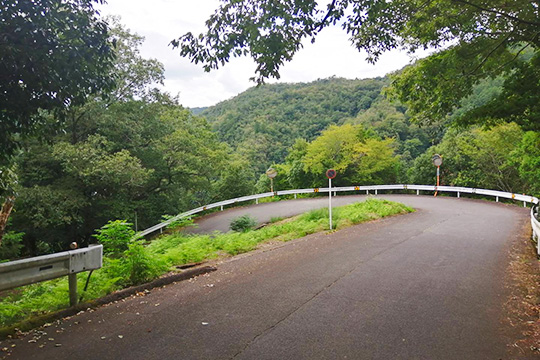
top-left (0, 197), bottom-right (15, 246)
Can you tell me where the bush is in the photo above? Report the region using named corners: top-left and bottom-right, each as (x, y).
top-left (122, 243), bottom-right (166, 286)
top-left (230, 215), bottom-right (257, 232)
top-left (93, 220), bottom-right (136, 256)
top-left (0, 231), bottom-right (23, 261)
top-left (93, 220), bottom-right (167, 286)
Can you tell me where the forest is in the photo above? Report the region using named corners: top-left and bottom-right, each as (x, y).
top-left (0, 0), bottom-right (538, 264)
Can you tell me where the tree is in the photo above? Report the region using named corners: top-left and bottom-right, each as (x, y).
top-left (0, 0), bottom-right (115, 243)
top-left (106, 16), bottom-right (165, 102)
top-left (408, 123), bottom-right (528, 193)
top-left (10, 100), bottom-right (239, 254)
top-left (511, 131), bottom-right (540, 196)
top-left (13, 135), bottom-right (152, 253)
top-left (175, 0), bottom-right (539, 125)
top-left (302, 124), bottom-right (399, 186)
top-left (459, 51), bottom-right (540, 130)
top-left (0, 0), bottom-right (115, 165)
top-left (0, 166), bottom-right (16, 246)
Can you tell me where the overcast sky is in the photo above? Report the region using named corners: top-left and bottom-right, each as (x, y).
top-left (98, 1), bottom-right (429, 108)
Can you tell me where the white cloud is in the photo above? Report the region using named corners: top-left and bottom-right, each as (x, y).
top-left (98, 1), bottom-right (430, 108)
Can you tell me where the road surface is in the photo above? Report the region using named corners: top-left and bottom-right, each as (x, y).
top-left (2, 195), bottom-right (532, 359)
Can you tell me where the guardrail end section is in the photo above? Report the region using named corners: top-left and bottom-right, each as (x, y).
top-left (69, 245), bottom-right (103, 273)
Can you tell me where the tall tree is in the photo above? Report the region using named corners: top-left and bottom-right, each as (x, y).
top-left (0, 0), bottom-right (115, 164)
top-left (106, 16), bottom-right (165, 102)
top-left (0, 0), bottom-right (115, 243)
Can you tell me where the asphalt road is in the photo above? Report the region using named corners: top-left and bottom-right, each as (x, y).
top-left (3, 195), bottom-right (531, 359)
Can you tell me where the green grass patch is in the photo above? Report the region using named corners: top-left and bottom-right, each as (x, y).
top-left (0, 198), bottom-right (413, 328)
top-left (269, 216), bottom-right (285, 223)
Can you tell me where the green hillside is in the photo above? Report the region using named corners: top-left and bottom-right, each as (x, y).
top-left (203, 77), bottom-right (390, 169)
top-left (201, 77), bottom-right (442, 174)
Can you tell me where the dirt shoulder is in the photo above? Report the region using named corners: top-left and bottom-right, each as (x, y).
top-left (505, 222), bottom-right (540, 357)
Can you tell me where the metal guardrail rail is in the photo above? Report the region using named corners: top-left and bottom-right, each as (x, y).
top-left (138, 184), bottom-right (539, 239)
top-left (0, 245), bottom-right (103, 305)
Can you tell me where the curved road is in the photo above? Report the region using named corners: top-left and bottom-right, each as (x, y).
top-left (4, 195), bottom-right (532, 359)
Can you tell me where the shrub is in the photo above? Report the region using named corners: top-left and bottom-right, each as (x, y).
top-left (230, 215), bottom-right (257, 232)
top-left (122, 243), bottom-right (166, 285)
top-left (94, 220), bottom-right (136, 256)
top-left (0, 231), bottom-right (24, 261)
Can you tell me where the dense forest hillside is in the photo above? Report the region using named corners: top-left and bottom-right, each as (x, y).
top-left (201, 77), bottom-right (443, 174)
top-left (189, 107), bottom-right (208, 115)
top-left (203, 77), bottom-right (424, 172)
top-left (200, 74), bottom-right (538, 200)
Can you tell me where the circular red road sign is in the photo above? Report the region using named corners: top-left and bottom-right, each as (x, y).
top-left (326, 169), bottom-right (337, 179)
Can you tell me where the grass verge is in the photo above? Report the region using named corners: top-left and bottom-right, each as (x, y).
top-left (0, 198), bottom-right (413, 329)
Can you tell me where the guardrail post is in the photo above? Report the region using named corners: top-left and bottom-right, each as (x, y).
top-left (220, 205), bottom-right (223, 211)
top-left (366, 190), bottom-right (369, 195)
top-left (457, 192), bottom-right (460, 198)
top-left (294, 194), bottom-right (297, 199)
top-left (69, 273), bottom-right (78, 306)
top-left (496, 196), bottom-right (499, 202)
top-left (416, 190), bottom-right (419, 196)
top-left (256, 198), bottom-right (258, 204)
top-left (375, 189), bottom-right (378, 195)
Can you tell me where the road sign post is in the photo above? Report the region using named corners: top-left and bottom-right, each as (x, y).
top-left (326, 169), bottom-right (337, 230)
top-left (432, 154), bottom-right (443, 197)
top-left (266, 167), bottom-right (278, 193)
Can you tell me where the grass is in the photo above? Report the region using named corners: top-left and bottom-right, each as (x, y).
top-left (0, 198), bottom-right (413, 328)
top-left (269, 216), bottom-right (285, 223)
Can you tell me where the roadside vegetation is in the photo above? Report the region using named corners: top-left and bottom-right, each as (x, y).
top-left (0, 198), bottom-right (412, 328)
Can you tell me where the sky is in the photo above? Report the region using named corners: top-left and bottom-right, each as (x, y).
top-left (98, 1), bottom-right (430, 108)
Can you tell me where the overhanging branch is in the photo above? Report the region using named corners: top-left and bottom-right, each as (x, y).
top-left (452, 0), bottom-right (540, 27)
top-left (314, 0), bottom-right (337, 32)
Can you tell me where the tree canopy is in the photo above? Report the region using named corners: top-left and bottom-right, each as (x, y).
top-left (302, 124), bottom-right (398, 185)
top-left (0, 0), bottom-right (115, 165)
top-left (3, 22), bottom-right (254, 255)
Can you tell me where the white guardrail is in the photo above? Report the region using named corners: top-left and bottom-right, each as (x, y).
top-left (532, 205), bottom-right (540, 256)
top-left (138, 185), bottom-right (539, 253)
